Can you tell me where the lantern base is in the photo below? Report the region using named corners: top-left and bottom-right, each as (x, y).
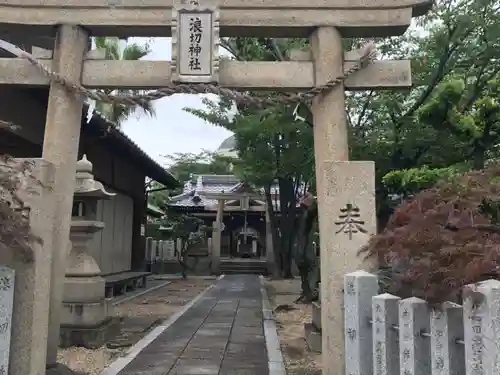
top-left (59, 316), bottom-right (120, 349)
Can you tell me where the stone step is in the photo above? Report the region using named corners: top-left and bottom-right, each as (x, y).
top-left (219, 261), bottom-right (267, 275)
top-left (312, 301), bottom-right (321, 331)
top-left (304, 322), bottom-right (322, 353)
top-left (220, 269), bottom-right (266, 275)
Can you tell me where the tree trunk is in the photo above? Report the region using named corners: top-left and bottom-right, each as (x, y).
top-left (278, 177), bottom-right (299, 279)
top-left (472, 148), bottom-right (486, 170)
top-left (265, 187), bottom-right (282, 278)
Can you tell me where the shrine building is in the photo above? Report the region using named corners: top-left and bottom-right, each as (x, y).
top-left (167, 135), bottom-right (288, 273)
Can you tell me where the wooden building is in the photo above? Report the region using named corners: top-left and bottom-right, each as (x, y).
top-left (0, 86), bottom-right (178, 275)
top-left (168, 174), bottom-right (277, 259)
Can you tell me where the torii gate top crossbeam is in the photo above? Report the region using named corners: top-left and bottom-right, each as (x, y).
top-left (0, 0), bottom-right (431, 37)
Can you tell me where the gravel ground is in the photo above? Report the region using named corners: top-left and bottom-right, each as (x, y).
top-left (265, 278), bottom-right (322, 375)
top-left (57, 278), bottom-right (214, 375)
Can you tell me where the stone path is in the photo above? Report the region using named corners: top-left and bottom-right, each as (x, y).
top-left (116, 275), bottom-right (269, 375)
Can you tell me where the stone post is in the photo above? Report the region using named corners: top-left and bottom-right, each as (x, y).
top-left (43, 24), bottom-right (89, 367)
top-left (0, 159), bottom-right (55, 375)
top-left (158, 240), bottom-right (164, 273)
top-left (430, 302), bottom-right (464, 375)
top-left (211, 199), bottom-right (224, 274)
top-left (265, 207), bottom-right (274, 274)
top-left (145, 237), bottom-right (153, 270)
top-left (343, 271), bottom-right (378, 375)
top-left (207, 238), bottom-right (213, 256)
top-left (372, 293), bottom-right (400, 375)
top-left (151, 240), bottom-right (158, 273)
top-left (399, 298), bottom-right (431, 375)
top-left (463, 279), bottom-right (500, 375)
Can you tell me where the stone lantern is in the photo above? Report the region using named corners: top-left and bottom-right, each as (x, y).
top-left (60, 155), bottom-right (116, 348)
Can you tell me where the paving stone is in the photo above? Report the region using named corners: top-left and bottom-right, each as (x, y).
top-left (219, 370), bottom-right (265, 375)
top-left (120, 353), bottom-right (177, 374)
top-left (180, 346), bottom-right (226, 360)
top-left (230, 326), bottom-right (264, 336)
top-left (169, 359), bottom-right (220, 375)
top-left (195, 328), bottom-right (232, 337)
top-left (116, 276), bottom-right (270, 375)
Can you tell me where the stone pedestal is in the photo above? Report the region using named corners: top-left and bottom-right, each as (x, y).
top-left (59, 156), bottom-right (117, 349)
top-left (60, 222), bottom-right (116, 348)
top-left (305, 283), bottom-right (322, 353)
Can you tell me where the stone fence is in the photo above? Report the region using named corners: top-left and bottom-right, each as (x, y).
top-left (344, 270), bottom-right (500, 375)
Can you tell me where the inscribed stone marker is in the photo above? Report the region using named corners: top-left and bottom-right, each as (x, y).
top-left (344, 271), bottom-right (378, 375)
top-left (463, 279), bottom-right (500, 375)
top-left (319, 161), bottom-right (376, 374)
top-left (398, 298), bottom-right (431, 375)
top-left (430, 302), bottom-right (464, 375)
top-left (0, 266), bottom-right (14, 375)
top-left (172, 3), bottom-right (220, 83)
top-left (372, 293), bottom-right (400, 375)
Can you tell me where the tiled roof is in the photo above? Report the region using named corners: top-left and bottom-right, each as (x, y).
top-left (83, 105), bottom-right (179, 188)
top-left (169, 174), bottom-right (244, 208)
top-left (147, 203), bottom-right (165, 217)
top-left (168, 174), bottom-right (285, 209)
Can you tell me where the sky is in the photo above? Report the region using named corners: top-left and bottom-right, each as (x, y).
top-left (119, 37), bottom-right (233, 167)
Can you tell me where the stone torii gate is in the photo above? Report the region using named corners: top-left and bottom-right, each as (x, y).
top-left (0, 0), bottom-right (430, 373)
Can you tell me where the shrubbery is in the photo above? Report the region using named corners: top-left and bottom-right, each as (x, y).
top-left (361, 165), bottom-right (500, 304)
top-left (0, 153), bottom-right (40, 262)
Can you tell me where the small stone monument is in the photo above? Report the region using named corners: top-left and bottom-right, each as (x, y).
top-left (59, 155), bottom-right (116, 348)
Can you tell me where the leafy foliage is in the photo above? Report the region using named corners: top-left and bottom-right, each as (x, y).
top-left (163, 211), bottom-right (207, 279)
top-left (361, 165), bottom-right (500, 304)
top-left (382, 166), bottom-right (460, 198)
top-left (165, 151), bottom-right (233, 191)
top-left (0, 154), bottom-right (41, 262)
top-left (93, 37), bottom-right (155, 125)
top-left (185, 38), bottom-right (315, 278)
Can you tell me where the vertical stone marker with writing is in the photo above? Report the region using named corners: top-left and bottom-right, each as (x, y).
top-left (0, 266), bottom-right (15, 375)
top-left (172, 1), bottom-right (220, 83)
top-left (320, 161), bottom-right (377, 373)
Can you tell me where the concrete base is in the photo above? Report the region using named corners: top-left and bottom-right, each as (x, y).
top-left (312, 301), bottom-right (321, 330)
top-left (59, 317), bottom-right (120, 349)
top-left (304, 322), bottom-right (322, 353)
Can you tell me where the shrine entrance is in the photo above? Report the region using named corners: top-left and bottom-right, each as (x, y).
top-left (0, 0), bottom-right (429, 372)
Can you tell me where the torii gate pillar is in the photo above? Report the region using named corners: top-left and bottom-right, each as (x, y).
top-left (42, 25), bottom-right (88, 368)
top-left (311, 27), bottom-right (377, 375)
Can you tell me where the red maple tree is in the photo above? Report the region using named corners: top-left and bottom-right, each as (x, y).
top-left (361, 165), bottom-right (500, 304)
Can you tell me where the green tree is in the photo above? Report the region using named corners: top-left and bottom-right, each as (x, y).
top-left (165, 151), bottom-right (233, 193)
top-left (146, 180), bottom-right (170, 210)
top-left (344, 0), bottom-right (500, 223)
top-left (186, 38), bottom-right (316, 279)
top-left (162, 212), bottom-right (206, 279)
top-left (187, 0), bottom-right (500, 280)
top-left (93, 37), bottom-right (155, 125)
